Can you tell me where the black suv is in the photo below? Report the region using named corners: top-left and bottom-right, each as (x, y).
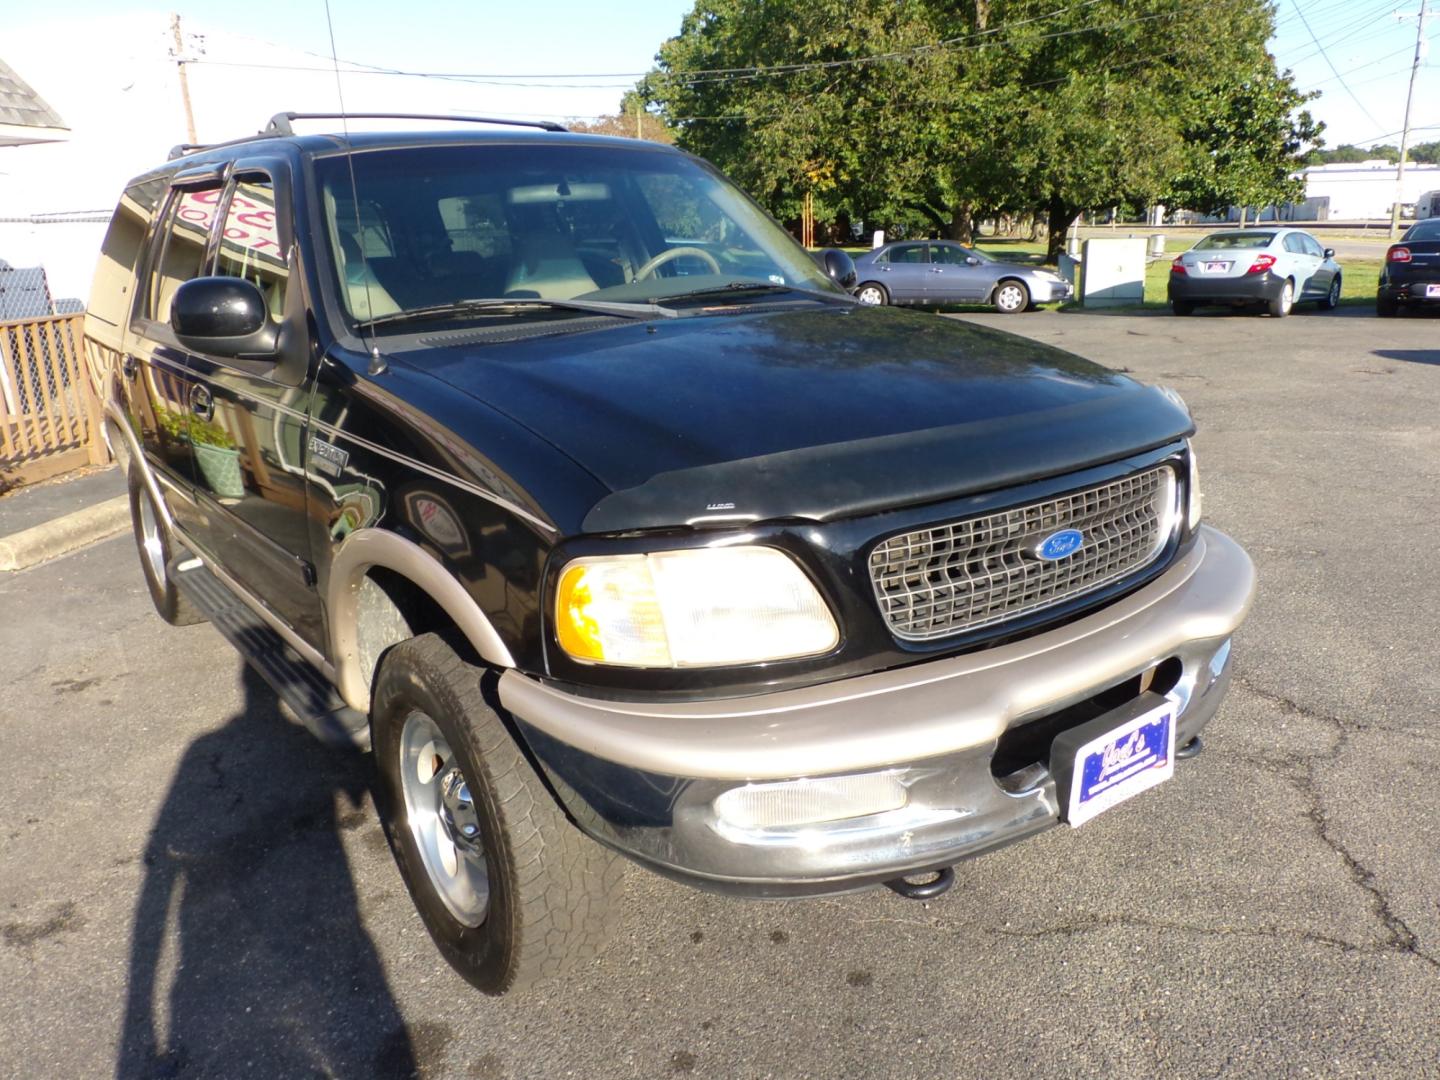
top-left (85, 113), bottom-right (1255, 995)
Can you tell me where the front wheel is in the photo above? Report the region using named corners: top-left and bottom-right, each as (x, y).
top-left (993, 279), bottom-right (1030, 314)
top-left (371, 634), bottom-right (622, 995)
top-left (854, 282), bottom-right (888, 306)
top-left (1267, 278), bottom-right (1294, 318)
top-left (1320, 275), bottom-right (1341, 310)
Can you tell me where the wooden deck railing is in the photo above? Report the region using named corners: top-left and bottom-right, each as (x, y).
top-left (0, 313), bottom-right (108, 490)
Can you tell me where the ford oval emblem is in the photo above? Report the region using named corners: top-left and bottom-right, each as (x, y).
top-left (1035, 528), bottom-right (1084, 561)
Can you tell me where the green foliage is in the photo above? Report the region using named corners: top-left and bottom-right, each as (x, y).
top-left (1308, 141), bottom-right (1440, 166)
top-left (154, 406), bottom-right (234, 449)
top-left (645, 0), bottom-right (1323, 259)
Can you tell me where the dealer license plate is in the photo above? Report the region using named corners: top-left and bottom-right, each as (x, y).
top-left (1064, 699), bottom-right (1176, 828)
top-left (1426, 284), bottom-right (1440, 298)
top-left (1202, 260), bottom-right (1231, 273)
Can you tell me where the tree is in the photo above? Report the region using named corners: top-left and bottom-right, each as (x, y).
top-left (569, 90), bottom-right (675, 144)
top-left (645, 0), bottom-right (1322, 260)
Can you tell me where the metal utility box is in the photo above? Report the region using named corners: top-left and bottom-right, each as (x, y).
top-left (1081, 238), bottom-right (1146, 307)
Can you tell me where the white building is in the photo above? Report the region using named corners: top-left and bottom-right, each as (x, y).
top-left (1292, 160), bottom-right (1440, 221)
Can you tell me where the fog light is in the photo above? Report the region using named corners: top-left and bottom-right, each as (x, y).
top-left (713, 772), bottom-right (908, 831)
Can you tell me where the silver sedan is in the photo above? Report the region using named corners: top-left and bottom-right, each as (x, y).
top-left (851, 240), bottom-right (1073, 313)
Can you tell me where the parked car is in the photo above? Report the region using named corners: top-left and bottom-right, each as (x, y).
top-left (1378, 217), bottom-right (1440, 316)
top-left (86, 112), bottom-right (1254, 996)
top-left (851, 240), bottom-right (1073, 313)
top-left (1168, 228), bottom-right (1341, 316)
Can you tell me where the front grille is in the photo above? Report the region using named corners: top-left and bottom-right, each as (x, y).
top-left (868, 465), bottom-right (1177, 642)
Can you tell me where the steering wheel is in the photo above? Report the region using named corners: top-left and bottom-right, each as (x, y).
top-left (632, 246), bottom-right (722, 282)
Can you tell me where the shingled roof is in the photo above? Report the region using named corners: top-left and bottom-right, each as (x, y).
top-left (0, 57), bottom-right (68, 146)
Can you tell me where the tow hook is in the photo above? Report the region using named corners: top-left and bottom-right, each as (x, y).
top-left (1176, 736), bottom-right (1203, 761)
top-left (883, 866), bottom-right (955, 901)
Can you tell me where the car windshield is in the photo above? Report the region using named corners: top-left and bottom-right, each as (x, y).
top-left (1195, 232), bottom-right (1275, 250)
top-left (315, 142), bottom-right (840, 326)
top-left (1403, 219), bottom-right (1440, 242)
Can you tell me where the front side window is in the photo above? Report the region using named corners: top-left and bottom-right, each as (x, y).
top-left (1283, 234), bottom-right (1306, 254)
top-left (315, 144), bottom-right (839, 326)
top-left (147, 186), bottom-right (223, 323)
top-left (215, 177), bottom-right (288, 318)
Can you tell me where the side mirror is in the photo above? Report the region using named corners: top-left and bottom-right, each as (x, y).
top-left (1323, 247), bottom-right (1335, 259)
top-left (965, 256), bottom-right (981, 266)
top-left (171, 277), bottom-right (279, 360)
top-left (819, 248), bottom-right (857, 290)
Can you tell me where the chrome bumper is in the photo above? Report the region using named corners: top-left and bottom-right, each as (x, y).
top-left (500, 526), bottom-right (1255, 897)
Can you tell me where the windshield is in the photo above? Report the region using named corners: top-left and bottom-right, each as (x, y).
top-left (315, 143), bottom-right (839, 325)
top-left (1403, 219), bottom-right (1440, 242)
top-left (1195, 232), bottom-right (1274, 250)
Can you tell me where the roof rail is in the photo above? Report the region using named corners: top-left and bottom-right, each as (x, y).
top-left (264, 112), bottom-right (567, 135)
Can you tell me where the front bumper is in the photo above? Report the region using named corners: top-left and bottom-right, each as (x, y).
top-left (500, 526), bottom-right (1255, 897)
top-left (1029, 276), bottom-right (1073, 303)
top-left (1169, 271), bottom-right (1282, 303)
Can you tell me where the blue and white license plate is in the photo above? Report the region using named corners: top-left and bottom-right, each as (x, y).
top-left (1426, 284), bottom-right (1440, 298)
top-left (1065, 699), bottom-right (1176, 828)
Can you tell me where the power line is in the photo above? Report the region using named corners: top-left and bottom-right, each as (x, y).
top-left (1289, 0), bottom-right (1385, 129)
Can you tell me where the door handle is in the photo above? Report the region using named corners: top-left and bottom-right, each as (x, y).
top-left (121, 355), bottom-right (138, 379)
top-left (189, 383), bottom-right (214, 422)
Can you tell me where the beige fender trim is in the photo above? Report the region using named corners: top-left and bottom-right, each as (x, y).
top-left (328, 528), bottom-right (516, 712)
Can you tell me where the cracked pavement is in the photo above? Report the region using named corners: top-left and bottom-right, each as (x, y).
top-left (1, 305), bottom-right (1437, 1078)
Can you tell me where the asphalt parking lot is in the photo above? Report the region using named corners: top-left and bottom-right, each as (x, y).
top-left (1, 303), bottom-right (1437, 1079)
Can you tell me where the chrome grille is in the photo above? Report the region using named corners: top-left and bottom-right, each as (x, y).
top-left (868, 466), bottom-right (1178, 641)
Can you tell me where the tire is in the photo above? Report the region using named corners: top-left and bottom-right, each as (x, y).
top-left (1377, 294), bottom-right (1399, 317)
top-left (1320, 275), bottom-right (1341, 310)
top-left (993, 278), bottom-right (1030, 314)
top-left (854, 282), bottom-right (888, 306)
top-left (127, 463), bottom-right (205, 626)
top-left (371, 634), bottom-right (622, 995)
top-left (1171, 298), bottom-right (1194, 316)
top-left (1267, 278), bottom-right (1294, 318)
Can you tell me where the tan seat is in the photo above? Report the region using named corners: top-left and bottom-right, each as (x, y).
top-left (503, 232), bottom-right (598, 299)
top-left (337, 232), bottom-right (400, 319)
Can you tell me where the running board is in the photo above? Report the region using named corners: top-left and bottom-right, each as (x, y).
top-left (169, 556), bottom-right (370, 749)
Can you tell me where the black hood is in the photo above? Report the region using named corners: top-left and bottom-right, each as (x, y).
top-left (398, 305), bottom-right (1192, 532)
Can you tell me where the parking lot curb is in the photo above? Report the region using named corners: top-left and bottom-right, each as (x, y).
top-left (0, 496), bottom-right (131, 572)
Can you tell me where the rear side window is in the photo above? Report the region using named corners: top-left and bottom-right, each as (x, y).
top-left (215, 177), bottom-right (288, 319)
top-left (147, 187), bottom-right (222, 323)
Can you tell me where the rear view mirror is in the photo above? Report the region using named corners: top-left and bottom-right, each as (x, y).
top-left (819, 248), bottom-right (857, 290)
top-left (171, 276), bottom-right (279, 360)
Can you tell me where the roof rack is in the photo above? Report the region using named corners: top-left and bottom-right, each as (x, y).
top-left (168, 111), bottom-right (567, 159)
top-left (264, 112), bottom-right (567, 135)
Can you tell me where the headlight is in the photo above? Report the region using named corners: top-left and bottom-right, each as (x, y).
top-left (555, 546), bottom-right (839, 667)
top-left (1186, 439), bottom-right (1202, 529)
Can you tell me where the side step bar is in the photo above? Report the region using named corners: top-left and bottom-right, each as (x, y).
top-left (169, 555), bottom-right (370, 750)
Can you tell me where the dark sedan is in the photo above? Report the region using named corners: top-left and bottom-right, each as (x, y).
top-left (851, 240), bottom-right (1072, 313)
top-left (1378, 218), bottom-right (1440, 316)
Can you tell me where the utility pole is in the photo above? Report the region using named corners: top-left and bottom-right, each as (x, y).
top-left (171, 12), bottom-right (198, 145)
top-left (1391, 0), bottom-right (1430, 240)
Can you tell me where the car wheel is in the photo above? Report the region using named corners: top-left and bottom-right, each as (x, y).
top-left (127, 463), bottom-right (205, 626)
top-left (1321, 276), bottom-right (1341, 310)
top-left (854, 282), bottom-right (888, 306)
top-left (993, 279), bottom-right (1030, 314)
top-left (1377, 295), bottom-right (1399, 317)
top-left (1171, 299), bottom-right (1194, 316)
top-left (371, 634), bottom-right (622, 995)
top-left (1267, 278), bottom-right (1294, 318)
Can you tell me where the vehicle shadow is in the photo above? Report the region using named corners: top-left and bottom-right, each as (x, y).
top-left (116, 664), bottom-right (413, 1079)
top-left (1372, 349), bottom-right (1440, 366)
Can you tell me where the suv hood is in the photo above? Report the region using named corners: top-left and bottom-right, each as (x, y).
top-left (401, 305), bottom-right (1192, 532)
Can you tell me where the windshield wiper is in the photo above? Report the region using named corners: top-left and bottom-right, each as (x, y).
top-left (654, 281), bottom-right (855, 307)
top-left (362, 296), bottom-right (678, 329)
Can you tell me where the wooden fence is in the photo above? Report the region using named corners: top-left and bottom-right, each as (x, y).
top-left (0, 314), bottom-right (108, 490)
